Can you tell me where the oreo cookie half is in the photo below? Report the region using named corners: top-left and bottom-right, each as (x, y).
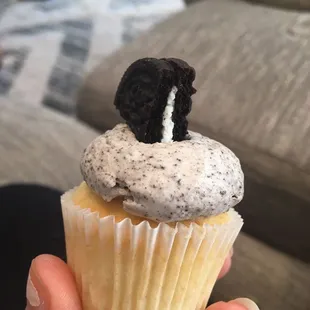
top-left (114, 57), bottom-right (196, 144)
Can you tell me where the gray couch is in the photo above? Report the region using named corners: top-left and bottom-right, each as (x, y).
top-left (1, 0), bottom-right (310, 309)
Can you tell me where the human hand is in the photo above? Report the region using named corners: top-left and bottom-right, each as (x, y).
top-left (25, 253), bottom-right (259, 310)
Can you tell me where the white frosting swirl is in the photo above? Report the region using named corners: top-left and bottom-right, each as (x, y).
top-left (81, 124), bottom-right (244, 222)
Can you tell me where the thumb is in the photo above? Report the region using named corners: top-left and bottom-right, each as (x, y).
top-left (207, 298), bottom-right (259, 310)
top-left (26, 254), bottom-right (81, 310)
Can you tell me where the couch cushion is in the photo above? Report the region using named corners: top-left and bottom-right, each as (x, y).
top-left (0, 98), bottom-right (98, 191)
top-left (212, 232), bottom-right (310, 310)
top-left (248, 0), bottom-right (310, 10)
top-left (77, 0), bottom-right (310, 261)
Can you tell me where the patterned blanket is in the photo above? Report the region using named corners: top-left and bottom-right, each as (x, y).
top-left (0, 0), bottom-right (184, 115)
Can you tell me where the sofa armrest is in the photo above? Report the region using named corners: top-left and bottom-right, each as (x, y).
top-left (0, 98), bottom-right (98, 191)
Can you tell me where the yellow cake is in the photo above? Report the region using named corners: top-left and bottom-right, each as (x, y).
top-left (73, 181), bottom-right (231, 228)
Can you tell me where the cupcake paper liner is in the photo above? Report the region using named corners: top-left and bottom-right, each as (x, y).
top-left (61, 190), bottom-right (243, 310)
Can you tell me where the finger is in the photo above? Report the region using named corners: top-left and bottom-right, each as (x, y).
top-left (26, 254), bottom-right (82, 310)
top-left (207, 298), bottom-right (259, 310)
top-left (229, 298), bottom-right (260, 310)
top-left (217, 256), bottom-right (232, 279)
top-left (206, 301), bottom-right (246, 310)
top-left (217, 247), bottom-right (233, 279)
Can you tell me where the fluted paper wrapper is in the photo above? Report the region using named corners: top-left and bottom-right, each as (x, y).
top-left (61, 191), bottom-right (243, 310)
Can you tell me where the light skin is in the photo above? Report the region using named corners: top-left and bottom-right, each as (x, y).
top-left (25, 248), bottom-right (258, 310)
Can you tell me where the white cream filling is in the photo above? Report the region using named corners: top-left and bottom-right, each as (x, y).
top-left (161, 86), bottom-right (178, 143)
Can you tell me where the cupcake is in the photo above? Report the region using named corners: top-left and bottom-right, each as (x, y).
top-left (61, 58), bottom-right (244, 310)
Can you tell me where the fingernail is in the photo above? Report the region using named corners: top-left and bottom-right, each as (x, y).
top-left (229, 247), bottom-right (234, 257)
top-left (231, 298), bottom-right (260, 310)
top-left (26, 274), bottom-right (43, 309)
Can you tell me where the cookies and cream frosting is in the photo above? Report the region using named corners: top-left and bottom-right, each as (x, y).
top-left (81, 124), bottom-right (244, 222)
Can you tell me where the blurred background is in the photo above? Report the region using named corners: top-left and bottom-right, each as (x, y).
top-left (1, 0), bottom-right (310, 309)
